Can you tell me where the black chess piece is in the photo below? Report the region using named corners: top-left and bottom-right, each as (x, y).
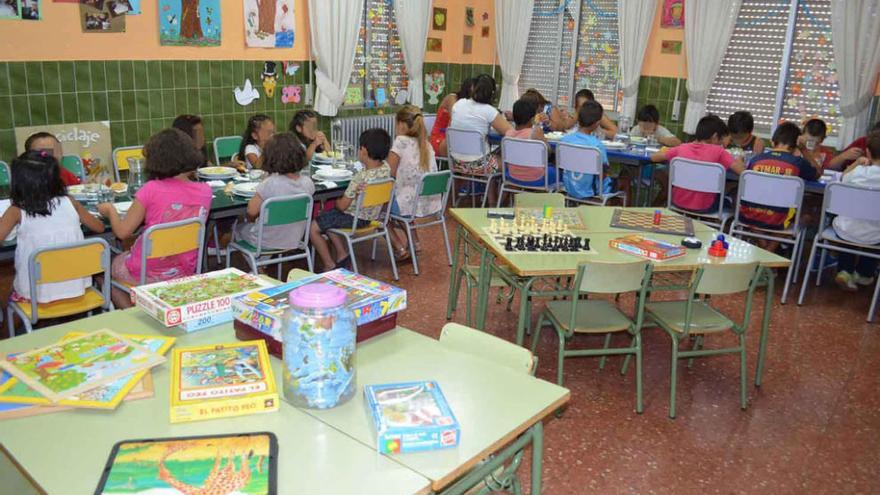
top-left (515, 236), bottom-right (525, 251)
top-left (505, 236), bottom-right (513, 251)
top-left (583, 238), bottom-right (591, 251)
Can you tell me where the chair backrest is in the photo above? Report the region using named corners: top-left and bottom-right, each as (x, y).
top-left (822, 182), bottom-right (880, 223)
top-left (29, 238), bottom-right (111, 317)
top-left (446, 127), bottom-right (487, 160)
top-left (0, 161), bottom-right (9, 187)
top-left (140, 217), bottom-right (206, 283)
top-left (352, 177), bottom-right (395, 229)
top-left (439, 323), bottom-right (536, 375)
top-left (501, 137), bottom-right (548, 170)
top-left (411, 170), bottom-right (452, 218)
top-left (694, 262), bottom-right (760, 295)
top-left (735, 170), bottom-right (805, 229)
top-left (513, 192), bottom-right (566, 208)
top-left (556, 142), bottom-right (603, 176)
top-left (213, 136), bottom-right (243, 166)
top-left (61, 155), bottom-right (86, 181)
top-left (423, 114), bottom-right (437, 136)
top-left (255, 194), bottom-right (313, 254)
top-left (112, 146), bottom-right (144, 181)
top-left (577, 260), bottom-right (652, 294)
top-left (668, 158), bottom-right (726, 194)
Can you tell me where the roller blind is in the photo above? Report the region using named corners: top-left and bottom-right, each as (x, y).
top-left (347, 0), bottom-right (407, 107)
top-left (573, 0), bottom-right (620, 111)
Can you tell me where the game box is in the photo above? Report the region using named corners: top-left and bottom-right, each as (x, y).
top-left (609, 235), bottom-right (687, 261)
top-left (132, 268), bottom-right (275, 332)
top-left (169, 341), bottom-right (279, 423)
top-left (365, 381), bottom-right (460, 454)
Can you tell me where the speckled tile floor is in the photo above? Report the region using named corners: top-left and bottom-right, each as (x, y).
top-left (2, 218), bottom-right (878, 494)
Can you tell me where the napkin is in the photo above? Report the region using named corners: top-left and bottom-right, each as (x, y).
top-left (318, 181), bottom-right (338, 188)
top-left (206, 180), bottom-right (226, 188)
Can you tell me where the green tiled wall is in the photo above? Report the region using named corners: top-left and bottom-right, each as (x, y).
top-left (421, 62), bottom-right (502, 114)
top-left (636, 75), bottom-right (689, 139)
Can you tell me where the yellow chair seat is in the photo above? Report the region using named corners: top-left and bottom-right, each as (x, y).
top-left (14, 288), bottom-right (106, 319)
top-left (331, 221), bottom-right (381, 235)
top-left (645, 301), bottom-right (733, 334)
top-left (545, 299), bottom-right (633, 333)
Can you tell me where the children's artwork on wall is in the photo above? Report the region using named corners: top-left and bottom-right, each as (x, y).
top-left (432, 6), bottom-right (446, 31)
top-left (0, 1), bottom-right (21, 19)
top-left (15, 121), bottom-right (112, 181)
top-left (661, 0), bottom-right (684, 29)
top-left (462, 35), bottom-right (473, 54)
top-left (244, 0), bottom-right (295, 48)
top-left (80, 0), bottom-right (126, 32)
top-left (426, 37), bottom-right (442, 52)
top-left (481, 25), bottom-right (489, 38)
top-left (482, 11), bottom-right (488, 22)
top-left (465, 6), bottom-right (474, 26)
top-left (375, 87), bottom-right (388, 107)
top-left (19, 0), bottom-right (40, 19)
top-left (159, 0), bottom-right (221, 46)
top-left (424, 71), bottom-right (445, 105)
top-left (660, 39), bottom-right (682, 55)
top-left (234, 78), bottom-right (260, 106)
top-left (283, 61), bottom-right (300, 77)
top-left (344, 86), bottom-right (364, 106)
top-left (106, 0), bottom-right (136, 16)
top-left (281, 85), bottom-right (301, 104)
top-left (261, 61), bottom-right (278, 98)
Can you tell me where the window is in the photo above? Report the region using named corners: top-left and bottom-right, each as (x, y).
top-left (706, 0), bottom-right (840, 137)
top-left (520, 0), bottom-right (620, 111)
top-left (345, 0), bottom-right (407, 108)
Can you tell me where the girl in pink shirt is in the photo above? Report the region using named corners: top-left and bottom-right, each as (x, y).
top-left (98, 129), bottom-right (212, 308)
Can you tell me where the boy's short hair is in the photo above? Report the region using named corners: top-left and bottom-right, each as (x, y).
top-left (575, 88), bottom-right (595, 102)
top-left (727, 111), bottom-right (754, 135)
top-left (771, 122), bottom-right (801, 149)
top-left (577, 100), bottom-right (604, 128)
top-left (871, 121), bottom-right (880, 133)
top-left (636, 105), bottom-right (660, 123)
top-left (359, 128), bottom-right (392, 161)
top-left (24, 131), bottom-right (59, 151)
top-left (512, 99), bottom-right (538, 127)
top-left (804, 118), bottom-right (827, 139)
top-left (471, 74), bottom-right (497, 105)
top-left (694, 115), bottom-right (729, 141)
top-left (144, 128), bottom-right (205, 180)
top-left (262, 132), bottom-right (307, 174)
top-left (865, 131), bottom-right (880, 158)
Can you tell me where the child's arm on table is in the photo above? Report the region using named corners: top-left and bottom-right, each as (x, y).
top-left (71, 198), bottom-right (105, 233)
top-left (0, 206), bottom-right (21, 241)
top-left (96, 200), bottom-right (146, 240)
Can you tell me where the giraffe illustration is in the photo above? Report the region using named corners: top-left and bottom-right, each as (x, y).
top-left (157, 444), bottom-right (263, 495)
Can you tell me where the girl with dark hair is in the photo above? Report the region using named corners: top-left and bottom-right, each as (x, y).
top-left (171, 114), bottom-right (208, 161)
top-left (238, 114), bottom-right (275, 169)
top-left (24, 132), bottom-right (82, 186)
top-left (289, 110), bottom-right (330, 162)
top-left (430, 77), bottom-right (475, 156)
top-left (449, 74), bottom-right (511, 183)
top-left (0, 150), bottom-right (104, 304)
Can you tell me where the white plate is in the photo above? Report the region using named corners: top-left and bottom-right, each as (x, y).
top-left (314, 169), bottom-right (353, 181)
top-left (602, 140), bottom-right (627, 150)
top-left (68, 184), bottom-right (110, 200)
top-left (198, 166), bottom-right (239, 178)
top-left (114, 201), bottom-right (133, 214)
top-left (232, 182), bottom-right (259, 197)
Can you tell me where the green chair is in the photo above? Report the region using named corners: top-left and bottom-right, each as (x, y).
top-left (532, 260), bottom-right (653, 413)
top-left (390, 170), bottom-right (453, 275)
top-left (513, 192), bottom-right (566, 208)
top-left (0, 161), bottom-right (9, 186)
top-left (439, 322), bottom-right (536, 495)
top-left (226, 194), bottom-right (314, 278)
top-left (213, 136), bottom-right (243, 166)
top-left (61, 155), bottom-right (86, 181)
top-left (645, 262), bottom-right (761, 418)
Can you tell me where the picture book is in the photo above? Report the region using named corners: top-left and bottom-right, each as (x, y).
top-left (0, 332), bottom-right (173, 410)
top-left (170, 341), bottom-right (279, 423)
top-left (132, 268), bottom-right (274, 332)
top-left (95, 432), bottom-right (277, 495)
top-left (609, 235), bottom-right (687, 261)
top-left (365, 380), bottom-right (460, 454)
top-left (233, 268), bottom-right (406, 341)
top-left (0, 329), bottom-right (166, 403)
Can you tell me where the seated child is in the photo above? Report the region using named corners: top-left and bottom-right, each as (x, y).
top-left (520, 88), bottom-right (570, 133)
top-left (651, 115), bottom-right (745, 213)
top-left (97, 129), bottom-right (212, 308)
top-left (739, 122), bottom-right (821, 234)
top-left (572, 89), bottom-right (618, 138)
top-left (238, 114), bottom-right (275, 169)
top-left (388, 105), bottom-right (440, 258)
top-left (833, 131), bottom-right (880, 291)
top-left (629, 104), bottom-right (681, 147)
top-left (24, 132), bottom-right (82, 186)
top-left (0, 151), bottom-right (104, 304)
top-left (290, 110), bottom-right (331, 163)
top-left (560, 100), bottom-right (614, 200)
top-left (827, 121), bottom-right (880, 170)
top-left (801, 118), bottom-right (835, 170)
top-left (234, 132), bottom-right (315, 250)
top-left (310, 128), bottom-right (392, 271)
top-left (503, 99), bottom-right (556, 187)
top-left (171, 114), bottom-right (208, 163)
top-left (727, 111), bottom-right (766, 155)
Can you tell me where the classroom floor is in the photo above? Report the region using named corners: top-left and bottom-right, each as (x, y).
top-left (1, 220), bottom-right (878, 494)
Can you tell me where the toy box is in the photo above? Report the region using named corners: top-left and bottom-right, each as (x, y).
top-left (132, 268), bottom-right (275, 332)
top-left (364, 381), bottom-right (460, 454)
top-left (609, 235), bottom-right (686, 261)
top-left (169, 340), bottom-right (279, 423)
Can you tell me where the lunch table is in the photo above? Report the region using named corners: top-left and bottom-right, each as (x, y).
top-left (0, 308), bottom-right (568, 494)
top-left (447, 206), bottom-right (791, 388)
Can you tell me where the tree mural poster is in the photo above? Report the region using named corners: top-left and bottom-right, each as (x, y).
top-left (244, 0), bottom-right (295, 48)
top-left (160, 0), bottom-right (221, 47)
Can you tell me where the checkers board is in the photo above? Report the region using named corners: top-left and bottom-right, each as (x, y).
top-left (610, 209), bottom-right (695, 236)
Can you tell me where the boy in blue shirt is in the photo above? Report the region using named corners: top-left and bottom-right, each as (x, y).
top-left (560, 100), bottom-right (614, 199)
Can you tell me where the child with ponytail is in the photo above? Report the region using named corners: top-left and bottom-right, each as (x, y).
top-left (387, 105), bottom-right (440, 258)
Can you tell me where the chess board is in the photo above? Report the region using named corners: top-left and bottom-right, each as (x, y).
top-left (610, 209), bottom-right (695, 236)
top-left (514, 208), bottom-right (586, 230)
top-left (483, 228), bottom-right (592, 254)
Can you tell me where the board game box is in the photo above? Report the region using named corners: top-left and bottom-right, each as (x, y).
top-left (610, 208), bottom-right (695, 236)
top-left (232, 268), bottom-right (406, 342)
top-left (132, 268), bottom-right (275, 332)
top-left (169, 340), bottom-right (279, 423)
top-left (365, 380), bottom-right (460, 454)
top-left (609, 235), bottom-right (687, 261)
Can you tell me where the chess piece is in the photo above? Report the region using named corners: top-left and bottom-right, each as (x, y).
top-left (505, 236), bottom-right (513, 251)
top-left (708, 235), bottom-right (728, 257)
top-left (490, 218), bottom-right (498, 234)
top-left (653, 210), bottom-right (662, 225)
top-left (583, 238), bottom-right (591, 251)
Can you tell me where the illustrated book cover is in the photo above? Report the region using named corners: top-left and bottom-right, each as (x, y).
top-left (364, 380), bottom-right (460, 454)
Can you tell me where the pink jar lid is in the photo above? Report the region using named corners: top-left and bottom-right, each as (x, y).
top-left (289, 283), bottom-right (347, 309)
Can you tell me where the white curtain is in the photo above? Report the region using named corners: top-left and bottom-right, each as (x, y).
top-left (394, 0), bottom-right (432, 108)
top-left (617, 1), bottom-right (657, 120)
top-left (308, 0), bottom-right (363, 116)
top-left (494, 0), bottom-right (534, 111)
top-left (682, 0), bottom-right (742, 133)
top-left (830, 0), bottom-right (880, 145)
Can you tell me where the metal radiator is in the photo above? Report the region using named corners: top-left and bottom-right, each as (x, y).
top-left (330, 114), bottom-right (397, 146)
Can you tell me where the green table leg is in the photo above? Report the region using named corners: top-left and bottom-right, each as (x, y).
top-left (755, 266), bottom-right (775, 387)
top-left (447, 226), bottom-right (465, 320)
top-left (515, 278), bottom-right (536, 346)
top-left (530, 421), bottom-right (544, 495)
